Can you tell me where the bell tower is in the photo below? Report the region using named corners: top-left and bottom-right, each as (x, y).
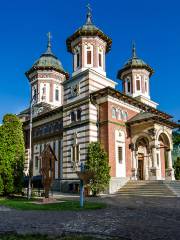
top-left (117, 44), bottom-right (158, 108)
top-left (66, 4), bottom-right (112, 77)
top-left (25, 33), bottom-right (69, 110)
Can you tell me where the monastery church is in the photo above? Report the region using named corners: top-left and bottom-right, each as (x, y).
top-left (19, 7), bottom-right (178, 193)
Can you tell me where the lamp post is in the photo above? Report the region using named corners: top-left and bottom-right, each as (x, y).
top-left (80, 162), bottom-right (84, 208)
top-left (27, 93), bottom-right (38, 200)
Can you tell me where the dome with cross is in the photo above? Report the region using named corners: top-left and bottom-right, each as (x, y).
top-left (26, 33), bottom-right (68, 78)
top-left (66, 4), bottom-right (112, 53)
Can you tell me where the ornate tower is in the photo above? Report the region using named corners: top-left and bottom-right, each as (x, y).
top-left (26, 33), bottom-right (69, 111)
top-left (66, 5), bottom-right (112, 77)
top-left (117, 44), bottom-right (158, 108)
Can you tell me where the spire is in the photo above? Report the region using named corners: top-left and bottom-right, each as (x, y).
top-left (132, 41), bottom-right (137, 59)
top-left (86, 3), bottom-right (92, 25)
top-left (46, 32), bottom-right (52, 54)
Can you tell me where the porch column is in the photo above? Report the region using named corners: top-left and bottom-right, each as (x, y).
top-left (152, 147), bottom-right (157, 168)
top-left (149, 146), bottom-right (158, 180)
top-left (167, 150), bottom-right (172, 168)
top-left (132, 150), bottom-right (138, 180)
top-left (166, 150), bottom-right (175, 180)
top-left (130, 143), bottom-right (137, 180)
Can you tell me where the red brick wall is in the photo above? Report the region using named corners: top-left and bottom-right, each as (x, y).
top-left (99, 99), bottom-right (139, 178)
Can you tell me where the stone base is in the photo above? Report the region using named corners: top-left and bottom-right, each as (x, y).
top-left (166, 168), bottom-right (175, 180)
top-left (131, 168), bottom-right (137, 180)
top-left (149, 167), bottom-right (158, 180)
top-left (109, 177), bottom-right (130, 194)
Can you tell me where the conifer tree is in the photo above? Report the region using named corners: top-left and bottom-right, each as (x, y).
top-left (86, 142), bottom-right (110, 196)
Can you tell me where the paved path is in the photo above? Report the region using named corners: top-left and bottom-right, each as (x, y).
top-left (0, 196), bottom-right (180, 239)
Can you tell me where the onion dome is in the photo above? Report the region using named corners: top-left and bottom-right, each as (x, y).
top-left (26, 32), bottom-right (69, 79)
top-left (117, 43), bottom-right (154, 79)
top-left (66, 4), bottom-right (112, 53)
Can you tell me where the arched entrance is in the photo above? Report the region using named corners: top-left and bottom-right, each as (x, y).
top-left (135, 137), bottom-right (150, 180)
top-left (158, 133), bottom-right (171, 179)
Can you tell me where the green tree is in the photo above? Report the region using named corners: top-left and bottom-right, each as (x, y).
top-left (85, 142), bottom-right (110, 196)
top-left (174, 157), bottom-right (180, 180)
top-left (0, 114), bottom-right (25, 195)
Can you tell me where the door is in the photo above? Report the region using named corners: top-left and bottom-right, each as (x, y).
top-left (138, 154), bottom-right (144, 180)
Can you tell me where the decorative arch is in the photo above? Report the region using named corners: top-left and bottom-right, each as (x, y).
top-left (156, 129), bottom-right (172, 150)
top-left (132, 132), bottom-right (152, 146)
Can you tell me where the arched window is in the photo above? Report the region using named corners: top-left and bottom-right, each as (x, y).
top-left (55, 88), bottom-right (59, 101)
top-left (121, 111), bottom-right (128, 121)
top-left (124, 111), bottom-right (128, 120)
top-left (33, 87), bottom-right (37, 101)
top-left (136, 75), bottom-right (141, 91)
top-left (74, 47), bottom-right (81, 69)
top-left (98, 48), bottom-right (103, 68)
top-left (115, 130), bottom-right (125, 177)
top-left (85, 45), bottom-right (93, 66)
top-left (145, 80), bottom-right (148, 93)
top-left (126, 78), bottom-right (131, 93)
top-left (77, 109), bottom-right (81, 121)
top-left (112, 107), bottom-right (116, 119)
top-left (70, 111), bottom-right (76, 123)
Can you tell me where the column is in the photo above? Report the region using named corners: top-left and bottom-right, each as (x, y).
top-left (166, 150), bottom-right (175, 180)
top-left (152, 147), bottom-right (157, 168)
top-left (150, 146), bottom-right (158, 180)
top-left (131, 149), bottom-right (137, 180)
top-left (167, 150), bottom-right (172, 169)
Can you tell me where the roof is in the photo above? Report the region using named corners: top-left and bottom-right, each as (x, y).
top-left (128, 112), bottom-right (156, 123)
top-left (127, 111), bottom-right (179, 129)
top-left (66, 8), bottom-right (112, 53)
top-left (117, 44), bottom-right (154, 79)
top-left (90, 87), bottom-right (172, 120)
top-left (26, 33), bottom-right (69, 79)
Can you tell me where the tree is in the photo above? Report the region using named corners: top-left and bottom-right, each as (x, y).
top-left (0, 114), bottom-right (25, 195)
top-left (85, 142), bottom-right (110, 196)
top-left (174, 157), bottom-right (180, 180)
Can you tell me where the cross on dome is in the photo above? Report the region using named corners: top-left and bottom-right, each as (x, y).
top-left (46, 32), bottom-right (52, 54)
top-left (132, 41), bottom-right (137, 59)
top-left (86, 3), bottom-right (92, 25)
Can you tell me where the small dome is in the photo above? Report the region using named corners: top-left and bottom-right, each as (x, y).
top-left (26, 33), bottom-right (69, 79)
top-left (117, 44), bottom-right (154, 79)
top-left (33, 53), bottom-right (65, 73)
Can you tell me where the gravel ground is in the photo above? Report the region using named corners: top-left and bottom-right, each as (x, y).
top-left (0, 195), bottom-right (180, 240)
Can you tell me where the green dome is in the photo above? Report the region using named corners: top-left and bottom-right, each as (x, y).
top-left (33, 52), bottom-right (65, 72)
top-left (117, 44), bottom-right (154, 79)
top-left (66, 8), bottom-right (112, 53)
top-left (26, 33), bottom-right (69, 79)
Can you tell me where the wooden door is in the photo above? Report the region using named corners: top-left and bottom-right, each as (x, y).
top-left (138, 153), bottom-right (144, 180)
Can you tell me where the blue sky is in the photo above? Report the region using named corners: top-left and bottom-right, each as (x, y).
top-left (0, 0), bottom-right (179, 121)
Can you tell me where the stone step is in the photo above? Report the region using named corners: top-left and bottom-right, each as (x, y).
top-left (117, 180), bottom-right (176, 197)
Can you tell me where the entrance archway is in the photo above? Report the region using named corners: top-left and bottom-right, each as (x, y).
top-left (135, 137), bottom-right (150, 180)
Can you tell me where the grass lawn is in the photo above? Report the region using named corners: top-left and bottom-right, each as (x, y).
top-left (0, 234), bottom-right (116, 240)
top-left (0, 198), bottom-right (106, 211)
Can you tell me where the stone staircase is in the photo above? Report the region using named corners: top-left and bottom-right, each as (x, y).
top-left (165, 181), bottom-right (180, 197)
top-left (117, 180), bottom-right (177, 197)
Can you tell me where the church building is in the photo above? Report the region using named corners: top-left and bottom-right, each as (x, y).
top-left (19, 8), bottom-right (179, 193)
